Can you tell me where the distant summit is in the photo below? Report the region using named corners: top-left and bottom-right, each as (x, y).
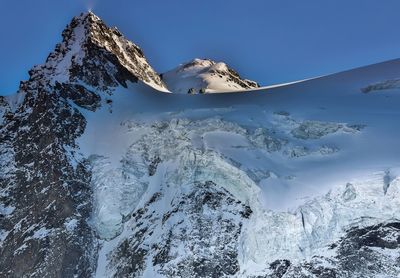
top-left (161, 58), bottom-right (260, 94)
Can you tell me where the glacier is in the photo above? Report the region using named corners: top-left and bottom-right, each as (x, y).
top-left (75, 73), bottom-right (400, 275)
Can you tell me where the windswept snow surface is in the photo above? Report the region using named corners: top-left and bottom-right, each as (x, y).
top-left (76, 59), bottom-right (400, 276)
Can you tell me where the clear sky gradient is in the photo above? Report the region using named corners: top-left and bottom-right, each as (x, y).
top-left (1, 0), bottom-right (399, 94)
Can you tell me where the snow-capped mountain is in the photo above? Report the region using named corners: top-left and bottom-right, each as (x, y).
top-left (1, 11), bottom-right (400, 278)
top-left (161, 58), bottom-right (259, 94)
top-left (30, 11), bottom-right (167, 92)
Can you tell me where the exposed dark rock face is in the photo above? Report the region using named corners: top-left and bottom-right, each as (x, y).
top-left (211, 67), bottom-right (260, 89)
top-left (108, 181), bottom-right (252, 277)
top-left (55, 82), bottom-right (101, 111)
top-left (0, 82), bottom-right (97, 277)
top-left (361, 78), bottom-right (400, 93)
top-left (148, 156), bottom-right (161, 176)
top-left (334, 222), bottom-right (400, 277)
top-left (251, 222), bottom-right (400, 278)
top-left (268, 260), bottom-right (291, 278)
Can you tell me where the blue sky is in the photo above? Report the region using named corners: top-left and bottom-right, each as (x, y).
top-left (1, 0), bottom-right (400, 94)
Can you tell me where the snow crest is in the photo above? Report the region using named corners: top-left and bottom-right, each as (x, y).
top-left (162, 58), bottom-right (259, 94)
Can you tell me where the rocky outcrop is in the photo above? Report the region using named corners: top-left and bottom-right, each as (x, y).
top-left (0, 81), bottom-right (97, 276)
top-left (253, 222), bottom-right (400, 278)
top-left (361, 78), bottom-right (400, 93)
top-left (108, 181), bottom-right (252, 277)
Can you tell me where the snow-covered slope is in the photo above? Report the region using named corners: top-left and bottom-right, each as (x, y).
top-left (75, 57), bottom-right (400, 277)
top-left (1, 11), bottom-right (400, 278)
top-left (161, 58), bottom-right (259, 94)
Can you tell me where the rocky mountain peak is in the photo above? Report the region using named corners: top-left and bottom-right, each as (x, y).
top-left (27, 11), bottom-right (167, 92)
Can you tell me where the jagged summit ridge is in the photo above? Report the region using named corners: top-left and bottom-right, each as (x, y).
top-left (161, 58), bottom-right (260, 94)
top-left (18, 12), bottom-right (261, 96)
top-left (27, 11), bottom-right (167, 91)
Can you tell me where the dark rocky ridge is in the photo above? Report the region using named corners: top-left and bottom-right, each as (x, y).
top-left (0, 78), bottom-right (97, 277)
top-left (0, 11), bottom-right (166, 277)
top-left (253, 222), bottom-right (400, 278)
top-left (109, 181), bottom-right (252, 278)
top-left (28, 11), bottom-right (166, 91)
